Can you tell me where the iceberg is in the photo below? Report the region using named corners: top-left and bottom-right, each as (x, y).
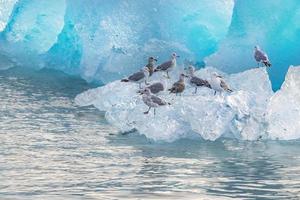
top-left (0, 0), bottom-right (66, 69)
top-left (0, 0), bottom-right (234, 83)
top-left (45, 0), bottom-right (234, 82)
top-left (0, 0), bottom-right (299, 90)
top-left (2, 0), bottom-right (66, 53)
top-left (76, 65), bottom-right (300, 142)
top-left (266, 66), bottom-right (300, 140)
top-left (75, 67), bottom-right (274, 142)
top-left (205, 0), bottom-right (300, 90)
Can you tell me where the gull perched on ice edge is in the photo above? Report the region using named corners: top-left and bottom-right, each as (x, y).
top-left (185, 65), bottom-right (211, 94)
top-left (154, 53), bottom-right (179, 79)
top-left (254, 46), bottom-right (272, 67)
top-left (169, 73), bottom-right (186, 96)
top-left (141, 88), bottom-right (170, 115)
top-left (138, 82), bottom-right (165, 95)
top-left (145, 57), bottom-right (157, 77)
top-left (121, 67), bottom-right (150, 89)
top-left (210, 73), bottom-right (233, 95)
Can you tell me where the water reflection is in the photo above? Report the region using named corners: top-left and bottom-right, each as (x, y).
top-left (109, 135), bottom-right (300, 199)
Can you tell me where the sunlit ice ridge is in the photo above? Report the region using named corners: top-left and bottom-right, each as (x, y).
top-left (0, 0), bottom-right (299, 90)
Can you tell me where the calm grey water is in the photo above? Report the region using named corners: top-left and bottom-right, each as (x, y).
top-left (1, 67), bottom-right (300, 200)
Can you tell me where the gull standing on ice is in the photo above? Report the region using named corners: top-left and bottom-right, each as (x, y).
top-left (141, 88), bottom-right (170, 115)
top-left (154, 53), bottom-right (179, 78)
top-left (169, 73), bottom-right (186, 96)
top-left (210, 72), bottom-right (233, 95)
top-left (121, 67), bottom-right (150, 89)
top-left (138, 82), bottom-right (164, 95)
top-left (145, 57), bottom-right (157, 77)
top-left (185, 65), bottom-right (211, 94)
top-left (254, 46), bottom-right (272, 67)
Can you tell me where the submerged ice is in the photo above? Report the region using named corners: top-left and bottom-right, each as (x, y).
top-left (75, 66), bottom-right (289, 142)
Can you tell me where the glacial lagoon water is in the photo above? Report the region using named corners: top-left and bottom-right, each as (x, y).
top-left (1, 68), bottom-right (300, 200)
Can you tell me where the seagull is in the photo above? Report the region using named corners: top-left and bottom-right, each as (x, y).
top-left (154, 53), bottom-right (179, 78)
top-left (168, 73), bottom-right (186, 96)
top-left (185, 65), bottom-right (211, 94)
top-left (145, 57), bottom-right (157, 77)
top-left (141, 88), bottom-right (170, 115)
top-left (254, 46), bottom-right (272, 67)
top-left (121, 67), bottom-right (150, 89)
top-left (138, 82), bottom-right (164, 95)
top-left (210, 72), bottom-right (233, 95)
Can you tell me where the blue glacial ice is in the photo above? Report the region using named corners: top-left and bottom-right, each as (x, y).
top-left (0, 0), bottom-right (299, 89)
top-left (206, 0), bottom-right (300, 90)
top-left (0, 0), bottom-right (234, 82)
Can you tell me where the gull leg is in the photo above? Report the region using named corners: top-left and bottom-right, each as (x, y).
top-left (214, 91), bottom-right (217, 95)
top-left (194, 87), bottom-right (197, 94)
top-left (139, 83), bottom-right (142, 89)
top-left (144, 107), bottom-right (151, 114)
top-left (167, 71), bottom-right (170, 79)
top-left (257, 62), bottom-right (260, 68)
top-left (154, 108), bottom-right (156, 116)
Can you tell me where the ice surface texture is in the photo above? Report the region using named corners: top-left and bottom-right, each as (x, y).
top-left (266, 66), bottom-right (300, 140)
top-left (75, 66), bottom-right (296, 142)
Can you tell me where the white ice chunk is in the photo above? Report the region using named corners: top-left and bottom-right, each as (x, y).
top-left (267, 66), bottom-right (300, 140)
top-left (76, 67), bottom-right (274, 142)
top-left (0, 0), bottom-right (18, 31)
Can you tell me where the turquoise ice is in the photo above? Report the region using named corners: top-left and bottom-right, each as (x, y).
top-left (0, 0), bottom-right (299, 89)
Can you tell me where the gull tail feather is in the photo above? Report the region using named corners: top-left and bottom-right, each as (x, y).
top-left (168, 88), bottom-right (175, 94)
top-left (227, 88), bottom-right (233, 93)
top-left (263, 61), bottom-right (272, 67)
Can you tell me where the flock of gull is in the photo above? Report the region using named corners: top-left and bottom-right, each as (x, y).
top-left (121, 46), bottom-right (271, 115)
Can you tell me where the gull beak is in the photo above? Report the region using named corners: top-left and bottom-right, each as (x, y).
top-left (176, 55), bottom-right (180, 58)
top-left (217, 75), bottom-right (223, 78)
top-left (154, 58), bottom-right (158, 62)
